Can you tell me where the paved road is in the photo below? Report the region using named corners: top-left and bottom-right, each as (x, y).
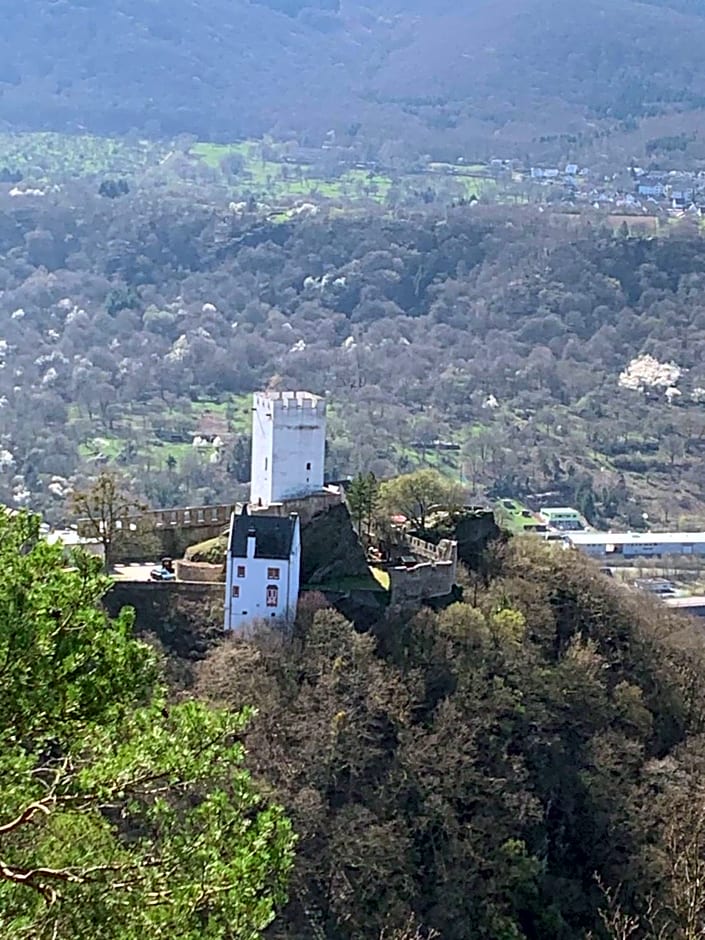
top-left (112, 563), bottom-right (160, 582)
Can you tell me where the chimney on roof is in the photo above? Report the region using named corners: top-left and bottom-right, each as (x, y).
top-left (246, 525), bottom-right (257, 559)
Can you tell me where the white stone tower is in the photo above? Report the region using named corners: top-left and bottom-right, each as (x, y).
top-left (250, 390), bottom-right (327, 507)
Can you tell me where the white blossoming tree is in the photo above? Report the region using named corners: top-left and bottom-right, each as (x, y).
top-left (618, 354), bottom-right (683, 396)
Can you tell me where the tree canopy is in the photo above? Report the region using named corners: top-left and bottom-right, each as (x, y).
top-left (379, 468), bottom-right (462, 531)
top-left (195, 538), bottom-right (705, 940)
top-left (0, 511), bottom-right (294, 939)
top-left (346, 471), bottom-right (380, 544)
top-left (70, 471), bottom-right (146, 570)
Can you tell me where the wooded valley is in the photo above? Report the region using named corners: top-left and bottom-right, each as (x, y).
top-left (7, 3), bottom-right (705, 938)
top-left (2, 183), bottom-right (705, 528)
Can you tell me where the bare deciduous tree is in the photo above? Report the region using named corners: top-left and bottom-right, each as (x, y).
top-left (70, 472), bottom-right (145, 571)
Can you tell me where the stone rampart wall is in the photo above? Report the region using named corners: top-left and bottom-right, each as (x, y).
top-left (388, 560), bottom-right (456, 607)
top-left (104, 580), bottom-right (224, 659)
top-left (78, 504), bottom-right (234, 537)
top-left (175, 560), bottom-right (224, 582)
top-left (145, 504), bottom-right (234, 529)
top-left (407, 535), bottom-right (458, 564)
top-left (78, 504), bottom-right (235, 563)
top-left (116, 524), bottom-right (228, 564)
top-left (250, 489), bottom-right (344, 528)
top-left (81, 495), bottom-right (347, 565)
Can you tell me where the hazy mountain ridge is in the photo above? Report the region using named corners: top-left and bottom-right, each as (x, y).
top-left (4, 0), bottom-right (705, 156)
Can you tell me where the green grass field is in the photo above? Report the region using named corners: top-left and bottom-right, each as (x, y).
top-left (1, 131), bottom-right (499, 207)
top-left (72, 394), bottom-right (253, 472)
top-left (191, 140), bottom-right (395, 201)
top-left (303, 568), bottom-right (389, 594)
top-left (191, 141), bottom-right (254, 167)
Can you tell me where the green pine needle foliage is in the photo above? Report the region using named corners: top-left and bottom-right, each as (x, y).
top-left (0, 511), bottom-right (294, 940)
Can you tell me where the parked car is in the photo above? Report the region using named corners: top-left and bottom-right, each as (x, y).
top-left (150, 557), bottom-right (176, 582)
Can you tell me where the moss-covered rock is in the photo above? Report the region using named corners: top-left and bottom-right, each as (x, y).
top-left (185, 533), bottom-right (228, 564)
top-left (426, 508), bottom-right (502, 569)
top-left (301, 501), bottom-right (370, 585)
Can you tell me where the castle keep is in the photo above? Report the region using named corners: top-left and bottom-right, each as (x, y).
top-left (250, 390), bottom-right (327, 508)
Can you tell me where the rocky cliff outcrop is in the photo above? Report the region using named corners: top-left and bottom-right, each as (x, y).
top-left (425, 509), bottom-right (501, 570)
top-left (301, 501), bottom-right (370, 585)
top-left (453, 510), bottom-right (502, 568)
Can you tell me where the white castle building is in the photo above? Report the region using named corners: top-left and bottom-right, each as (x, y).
top-left (250, 390), bottom-right (326, 508)
top-left (225, 389), bottom-right (326, 631)
top-left (223, 507), bottom-right (301, 633)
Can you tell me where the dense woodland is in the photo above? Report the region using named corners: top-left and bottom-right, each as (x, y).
top-left (3, 182), bottom-right (705, 526)
top-left (8, 503), bottom-right (705, 939)
top-left (168, 535), bottom-right (705, 939)
top-left (7, 1), bottom-right (705, 161)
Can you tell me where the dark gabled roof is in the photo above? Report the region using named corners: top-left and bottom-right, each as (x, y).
top-left (229, 508), bottom-right (297, 560)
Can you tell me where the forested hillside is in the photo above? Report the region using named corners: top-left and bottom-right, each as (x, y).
top-left (194, 537), bottom-right (705, 940)
top-left (7, 490), bottom-right (705, 938)
top-left (8, 3), bottom-right (705, 938)
top-left (6, 0), bottom-right (705, 159)
top-left (2, 183), bottom-right (705, 528)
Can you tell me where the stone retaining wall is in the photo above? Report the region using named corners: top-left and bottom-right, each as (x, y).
top-left (174, 560), bottom-right (224, 582)
top-left (250, 489), bottom-right (344, 528)
top-left (388, 561), bottom-right (456, 607)
top-left (105, 580), bottom-right (224, 660)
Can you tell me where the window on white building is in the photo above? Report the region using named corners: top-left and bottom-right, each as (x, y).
top-left (237, 565), bottom-right (246, 578)
top-left (232, 585), bottom-right (240, 598)
top-left (267, 567), bottom-right (280, 580)
top-left (306, 462), bottom-right (311, 471)
top-left (266, 585), bottom-right (279, 607)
